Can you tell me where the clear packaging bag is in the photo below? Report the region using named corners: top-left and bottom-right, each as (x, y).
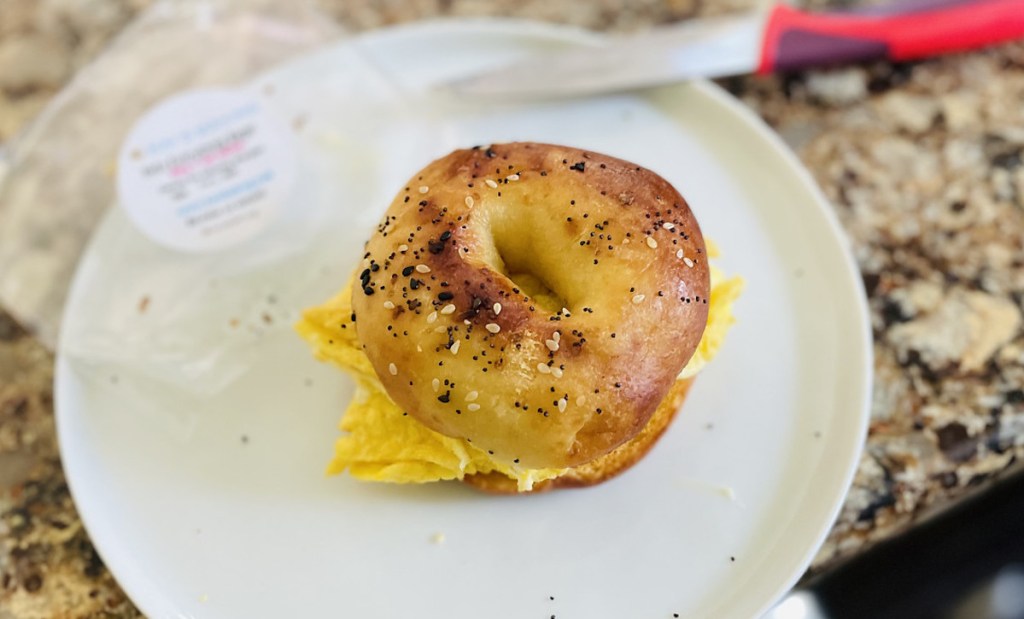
top-left (0, 0), bottom-right (433, 394)
top-left (0, 0), bottom-right (341, 344)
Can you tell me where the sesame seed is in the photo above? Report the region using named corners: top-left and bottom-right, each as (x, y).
top-left (427, 311), bottom-right (438, 324)
top-left (485, 179), bottom-right (498, 188)
top-left (537, 364), bottom-right (551, 374)
top-left (388, 363), bottom-right (398, 376)
top-left (553, 331), bottom-right (561, 342)
top-left (646, 237), bottom-right (658, 249)
top-left (493, 302), bottom-right (502, 315)
top-left (551, 367), bottom-right (564, 378)
top-left (440, 304), bottom-right (456, 315)
top-left (632, 294), bottom-right (646, 304)
top-left (419, 185), bottom-right (429, 194)
top-left (416, 264), bottom-right (431, 274)
top-left (684, 257), bottom-right (695, 268)
top-left (383, 301), bottom-right (395, 309)
top-left (561, 307), bottom-right (571, 317)
top-left (545, 339), bottom-right (559, 352)
top-left (557, 398), bottom-right (567, 412)
top-left (450, 340), bottom-right (461, 354)
top-left (485, 323), bottom-right (501, 333)
top-left (468, 403), bottom-right (481, 411)
top-left (676, 249), bottom-right (684, 259)
top-left (466, 391), bottom-right (479, 402)
top-left (432, 378), bottom-right (440, 392)
top-left (398, 244), bottom-right (409, 252)
top-left (663, 222), bottom-right (675, 230)
top-left (465, 196), bottom-right (474, 208)
top-left (507, 174), bottom-right (520, 181)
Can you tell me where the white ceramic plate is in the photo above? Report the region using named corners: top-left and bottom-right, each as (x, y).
top-left (56, 20), bottom-right (871, 619)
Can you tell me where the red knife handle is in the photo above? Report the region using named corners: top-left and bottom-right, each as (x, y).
top-left (758, 0), bottom-right (1024, 74)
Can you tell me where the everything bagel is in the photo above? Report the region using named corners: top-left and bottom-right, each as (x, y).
top-left (350, 143), bottom-right (711, 470)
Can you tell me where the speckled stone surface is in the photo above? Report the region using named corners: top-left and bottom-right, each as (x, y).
top-left (2, 1), bottom-right (1023, 617)
top-left (736, 45), bottom-right (1024, 568)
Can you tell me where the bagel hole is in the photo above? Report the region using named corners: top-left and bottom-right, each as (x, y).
top-left (492, 235), bottom-right (570, 314)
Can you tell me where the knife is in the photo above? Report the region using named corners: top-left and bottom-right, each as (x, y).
top-left (444, 0), bottom-right (1024, 99)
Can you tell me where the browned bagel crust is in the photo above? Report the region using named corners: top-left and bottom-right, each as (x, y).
top-left (351, 143), bottom-right (710, 470)
top-left (463, 378), bottom-right (694, 494)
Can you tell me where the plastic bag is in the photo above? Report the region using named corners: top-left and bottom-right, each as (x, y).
top-left (0, 0), bottom-right (434, 394)
top-left (0, 0), bottom-right (341, 347)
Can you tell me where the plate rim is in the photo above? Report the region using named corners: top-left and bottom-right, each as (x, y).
top-left (684, 49), bottom-right (873, 615)
top-left (54, 16), bottom-right (872, 619)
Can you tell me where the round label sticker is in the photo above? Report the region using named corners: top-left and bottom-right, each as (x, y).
top-left (117, 88), bottom-right (295, 252)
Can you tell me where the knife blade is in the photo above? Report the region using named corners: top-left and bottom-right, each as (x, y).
top-left (443, 0), bottom-right (1024, 99)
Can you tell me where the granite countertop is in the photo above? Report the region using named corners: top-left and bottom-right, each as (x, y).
top-left (2, 0), bottom-right (1023, 617)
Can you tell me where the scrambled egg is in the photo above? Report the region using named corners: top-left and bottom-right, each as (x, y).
top-left (679, 239), bottom-right (744, 379)
top-left (295, 242), bottom-right (742, 492)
